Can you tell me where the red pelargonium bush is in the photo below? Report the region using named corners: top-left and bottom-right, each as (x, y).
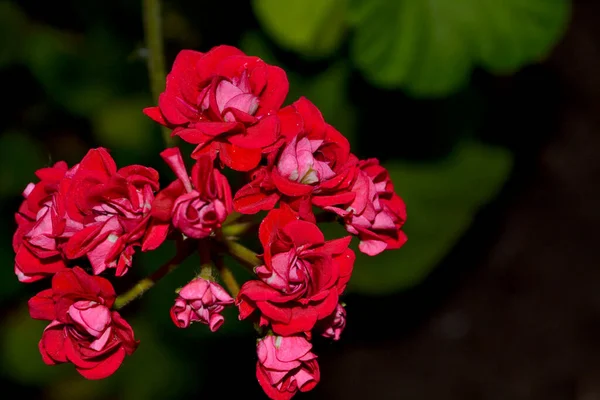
top-left (13, 44), bottom-right (407, 399)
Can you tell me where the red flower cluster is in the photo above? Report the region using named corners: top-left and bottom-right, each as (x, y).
top-left (13, 45), bottom-right (406, 398)
top-left (14, 148), bottom-right (163, 378)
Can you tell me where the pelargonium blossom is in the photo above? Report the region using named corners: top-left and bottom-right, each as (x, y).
top-left (144, 45), bottom-right (289, 171)
top-left (236, 205), bottom-right (355, 336)
top-left (233, 97), bottom-right (355, 220)
top-left (256, 335), bottom-right (320, 400)
top-left (61, 148), bottom-right (162, 276)
top-left (325, 158), bottom-right (407, 255)
top-left (150, 147), bottom-right (233, 240)
top-left (28, 267), bottom-right (138, 379)
top-left (13, 161), bottom-right (75, 282)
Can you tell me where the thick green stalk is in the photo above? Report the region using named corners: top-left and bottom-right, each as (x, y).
top-left (215, 255), bottom-right (240, 297)
top-left (114, 239), bottom-right (195, 310)
top-left (221, 221), bottom-right (256, 238)
top-left (225, 240), bottom-right (262, 270)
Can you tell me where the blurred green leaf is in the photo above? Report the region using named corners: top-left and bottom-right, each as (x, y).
top-left (241, 31), bottom-right (357, 145)
top-left (118, 319), bottom-right (188, 400)
top-left (288, 62), bottom-right (357, 146)
top-left (92, 95), bottom-right (157, 154)
top-left (23, 24), bottom-right (142, 116)
top-left (46, 319), bottom-right (188, 400)
top-left (22, 27), bottom-right (105, 115)
top-left (0, 131), bottom-right (47, 197)
top-left (348, 141), bottom-right (513, 294)
top-left (239, 31), bottom-right (278, 64)
top-left (48, 375), bottom-right (111, 400)
top-left (1, 306), bottom-right (69, 385)
top-left (252, 0), bottom-right (347, 57)
top-left (348, 0), bottom-right (570, 97)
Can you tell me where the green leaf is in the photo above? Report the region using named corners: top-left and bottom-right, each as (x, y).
top-left (348, 0), bottom-right (570, 97)
top-left (23, 25), bottom-right (142, 117)
top-left (1, 306), bottom-right (70, 385)
top-left (252, 0), bottom-right (347, 57)
top-left (117, 319), bottom-right (188, 400)
top-left (347, 141), bottom-right (513, 294)
top-left (92, 95), bottom-right (159, 155)
top-left (22, 27), bottom-right (111, 115)
top-left (45, 319), bottom-right (188, 400)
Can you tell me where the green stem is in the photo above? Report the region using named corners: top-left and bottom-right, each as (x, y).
top-left (225, 240), bottom-right (262, 270)
top-left (222, 211), bottom-right (243, 226)
top-left (197, 240), bottom-right (216, 281)
top-left (215, 255), bottom-right (240, 297)
top-left (221, 221), bottom-right (256, 238)
top-left (114, 238), bottom-right (195, 310)
top-left (198, 263), bottom-right (216, 281)
top-left (142, 0), bottom-right (174, 147)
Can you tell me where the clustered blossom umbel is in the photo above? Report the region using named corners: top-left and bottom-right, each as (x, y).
top-left (13, 44), bottom-right (406, 398)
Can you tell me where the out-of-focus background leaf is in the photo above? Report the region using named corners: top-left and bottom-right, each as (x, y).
top-left (348, 142), bottom-right (513, 294)
top-left (1, 0), bottom-right (592, 399)
top-left (254, 0), bottom-right (570, 96)
top-left (252, 0), bottom-right (347, 57)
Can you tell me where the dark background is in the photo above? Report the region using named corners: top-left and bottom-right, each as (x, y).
top-left (1, 0), bottom-right (599, 399)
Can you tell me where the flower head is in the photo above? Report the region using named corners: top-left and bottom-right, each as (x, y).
top-left (62, 148), bottom-right (161, 276)
top-left (28, 267), bottom-right (138, 379)
top-left (256, 335), bottom-right (320, 400)
top-left (151, 147), bottom-right (233, 239)
top-left (326, 158), bottom-right (407, 255)
top-left (233, 97), bottom-right (354, 220)
top-left (143, 46), bottom-right (289, 171)
top-left (13, 161), bottom-right (75, 282)
top-left (236, 206), bottom-right (354, 336)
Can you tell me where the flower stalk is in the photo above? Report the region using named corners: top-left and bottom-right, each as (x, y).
top-left (221, 221), bottom-right (256, 238)
top-left (198, 262), bottom-right (216, 281)
top-left (215, 255), bottom-right (240, 297)
top-left (114, 238), bottom-right (196, 310)
top-left (225, 239), bottom-right (262, 270)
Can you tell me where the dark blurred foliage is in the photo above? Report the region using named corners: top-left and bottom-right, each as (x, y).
top-left (3, 0), bottom-right (600, 399)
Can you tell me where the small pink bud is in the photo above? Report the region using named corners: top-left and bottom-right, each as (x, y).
top-left (170, 278), bottom-right (234, 332)
top-left (321, 303), bottom-right (346, 341)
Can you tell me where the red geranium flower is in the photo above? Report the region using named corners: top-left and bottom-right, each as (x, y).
top-left (144, 45), bottom-right (289, 171)
top-left (28, 267), bottom-right (138, 379)
top-left (236, 206), bottom-right (354, 335)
